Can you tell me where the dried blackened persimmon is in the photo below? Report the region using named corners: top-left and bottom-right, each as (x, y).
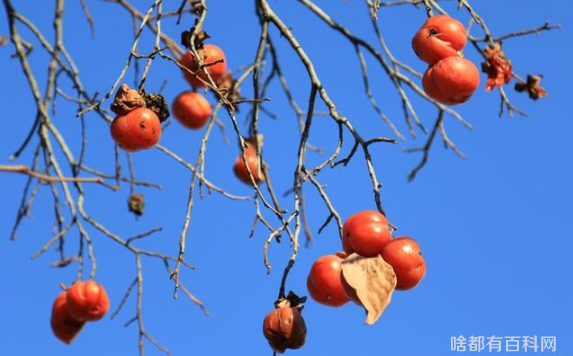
top-left (262, 306), bottom-right (307, 353)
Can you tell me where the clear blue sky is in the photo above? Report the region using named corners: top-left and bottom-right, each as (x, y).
top-left (1, 1), bottom-right (572, 355)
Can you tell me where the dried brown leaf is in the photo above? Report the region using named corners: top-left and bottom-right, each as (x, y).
top-left (0, 36), bottom-right (7, 46)
top-left (128, 193), bottom-right (145, 216)
top-left (515, 74), bottom-right (547, 100)
top-left (110, 84), bottom-right (145, 116)
top-left (341, 253), bottom-right (396, 325)
top-left (142, 92), bottom-right (170, 123)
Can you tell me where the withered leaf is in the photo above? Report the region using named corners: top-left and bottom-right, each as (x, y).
top-left (110, 84), bottom-right (145, 115)
top-left (341, 253), bottom-right (396, 325)
top-left (128, 193), bottom-right (145, 216)
top-left (142, 92), bottom-right (170, 123)
top-left (515, 74), bottom-right (547, 100)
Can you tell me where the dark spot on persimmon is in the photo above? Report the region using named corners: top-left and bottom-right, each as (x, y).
top-left (459, 94), bottom-right (471, 102)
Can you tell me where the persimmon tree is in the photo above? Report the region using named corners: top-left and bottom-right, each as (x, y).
top-left (0, 0), bottom-right (559, 354)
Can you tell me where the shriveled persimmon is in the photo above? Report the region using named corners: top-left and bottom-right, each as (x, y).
top-left (263, 306), bottom-right (307, 353)
top-left (110, 107), bottom-right (162, 152)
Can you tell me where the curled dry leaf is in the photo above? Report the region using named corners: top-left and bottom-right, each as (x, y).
top-left (0, 36), bottom-right (7, 46)
top-left (111, 84), bottom-right (170, 122)
top-left (142, 92), bottom-right (170, 123)
top-left (244, 134), bottom-right (264, 149)
top-left (275, 290), bottom-right (307, 309)
top-left (217, 71), bottom-right (242, 104)
top-left (128, 193), bottom-right (145, 216)
top-left (111, 84), bottom-right (145, 115)
top-left (515, 74), bottom-right (547, 100)
top-left (341, 253), bottom-right (397, 325)
top-left (190, 1), bottom-right (205, 14)
top-left (180, 28), bottom-right (209, 50)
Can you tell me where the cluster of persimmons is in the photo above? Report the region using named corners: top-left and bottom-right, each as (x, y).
top-left (413, 15), bottom-right (480, 105)
top-left (261, 210), bottom-right (426, 353)
top-left (109, 42), bottom-right (264, 186)
top-left (51, 281), bottom-right (109, 344)
top-left (55, 15), bottom-right (496, 353)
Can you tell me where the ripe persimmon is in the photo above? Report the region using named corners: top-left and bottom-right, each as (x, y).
top-left (180, 44), bottom-right (227, 88)
top-left (110, 107), bottom-right (162, 151)
top-left (66, 280), bottom-right (110, 322)
top-left (233, 143), bottom-right (265, 185)
top-left (342, 210), bottom-right (392, 257)
top-left (307, 254), bottom-right (350, 307)
top-left (382, 237), bottom-right (426, 290)
top-left (171, 91), bottom-right (212, 130)
top-left (412, 15), bottom-right (467, 65)
top-left (51, 291), bottom-right (85, 344)
top-left (423, 57), bottom-right (480, 105)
